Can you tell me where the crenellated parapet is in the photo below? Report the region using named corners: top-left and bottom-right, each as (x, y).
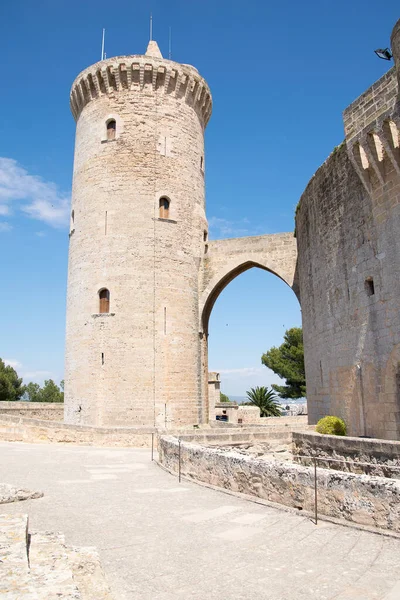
top-left (70, 55), bottom-right (212, 127)
top-left (345, 114), bottom-right (400, 193)
top-left (343, 18), bottom-right (400, 192)
top-left (343, 68), bottom-right (400, 192)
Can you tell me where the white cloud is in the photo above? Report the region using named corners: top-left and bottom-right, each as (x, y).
top-left (208, 217), bottom-right (249, 238)
top-left (3, 358), bottom-right (56, 385)
top-left (0, 222), bottom-right (12, 232)
top-left (208, 216), bottom-right (267, 239)
top-left (210, 364), bottom-right (283, 397)
top-left (23, 370), bottom-right (53, 384)
top-left (0, 157), bottom-right (70, 228)
top-left (3, 358), bottom-right (22, 369)
top-left (218, 367), bottom-right (265, 377)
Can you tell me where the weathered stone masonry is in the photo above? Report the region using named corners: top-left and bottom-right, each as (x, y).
top-left (296, 19), bottom-right (400, 440)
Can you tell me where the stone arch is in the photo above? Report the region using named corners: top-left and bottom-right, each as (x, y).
top-left (201, 257), bottom-right (298, 334)
top-left (198, 236), bottom-right (299, 423)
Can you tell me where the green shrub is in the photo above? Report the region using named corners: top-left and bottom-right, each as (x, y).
top-left (316, 416), bottom-right (346, 436)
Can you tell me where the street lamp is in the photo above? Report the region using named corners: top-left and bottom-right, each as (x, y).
top-left (374, 48), bottom-right (393, 61)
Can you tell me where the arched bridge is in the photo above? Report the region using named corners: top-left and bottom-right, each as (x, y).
top-left (200, 232), bottom-right (299, 333)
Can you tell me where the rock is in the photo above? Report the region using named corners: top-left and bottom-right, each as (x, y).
top-left (0, 483), bottom-right (43, 504)
top-left (274, 446), bottom-right (290, 453)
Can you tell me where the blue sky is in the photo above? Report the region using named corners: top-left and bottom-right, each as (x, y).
top-left (0, 1), bottom-right (398, 394)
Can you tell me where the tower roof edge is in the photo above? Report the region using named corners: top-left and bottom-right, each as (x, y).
top-left (69, 55), bottom-right (212, 126)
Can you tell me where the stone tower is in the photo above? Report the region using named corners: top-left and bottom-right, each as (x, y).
top-left (65, 40), bottom-right (212, 428)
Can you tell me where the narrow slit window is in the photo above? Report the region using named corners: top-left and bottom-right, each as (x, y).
top-left (159, 197), bottom-right (170, 219)
top-left (101, 352), bottom-right (104, 365)
top-left (99, 288), bottom-right (110, 313)
top-left (203, 230), bottom-right (208, 242)
top-left (365, 277), bottom-right (375, 297)
top-left (200, 156), bottom-right (204, 170)
top-left (106, 119), bottom-right (116, 141)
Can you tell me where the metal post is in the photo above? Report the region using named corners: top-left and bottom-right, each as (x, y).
top-left (178, 438), bottom-right (181, 483)
top-left (101, 28), bottom-right (105, 61)
top-left (151, 433), bottom-right (154, 461)
top-left (313, 457), bottom-right (318, 525)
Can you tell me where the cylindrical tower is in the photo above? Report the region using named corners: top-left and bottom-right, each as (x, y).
top-left (65, 40), bottom-right (212, 428)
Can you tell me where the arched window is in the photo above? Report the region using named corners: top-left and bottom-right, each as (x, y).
top-left (106, 119), bottom-right (116, 141)
top-left (99, 289), bottom-right (110, 313)
top-left (159, 197), bottom-right (170, 219)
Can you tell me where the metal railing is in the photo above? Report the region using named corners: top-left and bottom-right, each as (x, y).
top-left (170, 441), bottom-right (400, 526)
top-left (290, 454), bottom-right (400, 525)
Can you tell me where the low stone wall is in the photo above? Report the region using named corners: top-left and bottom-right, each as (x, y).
top-left (293, 432), bottom-right (400, 479)
top-left (214, 403), bottom-right (262, 424)
top-left (211, 414), bottom-right (310, 430)
top-left (0, 414), bottom-right (154, 447)
top-left (176, 429), bottom-right (293, 445)
top-left (0, 402), bottom-right (64, 421)
top-left (158, 435), bottom-right (400, 533)
top-left (0, 413), bottom-right (313, 449)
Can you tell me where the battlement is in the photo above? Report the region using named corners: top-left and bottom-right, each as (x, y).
top-left (343, 68), bottom-right (397, 141)
top-left (342, 63), bottom-right (400, 192)
top-left (70, 54), bottom-right (212, 126)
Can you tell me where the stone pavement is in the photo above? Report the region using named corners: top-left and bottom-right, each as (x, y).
top-left (0, 442), bottom-right (400, 600)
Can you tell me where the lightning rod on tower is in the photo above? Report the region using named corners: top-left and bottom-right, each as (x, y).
top-left (101, 28), bottom-right (105, 61)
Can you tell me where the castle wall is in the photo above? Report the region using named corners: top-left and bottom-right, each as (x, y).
top-left (296, 55), bottom-right (400, 438)
top-left (65, 51), bottom-right (211, 428)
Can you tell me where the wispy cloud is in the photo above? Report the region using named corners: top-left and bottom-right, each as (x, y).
top-left (0, 222), bottom-right (12, 232)
top-left (0, 157), bottom-right (70, 229)
top-left (23, 370), bottom-right (53, 383)
top-left (210, 365), bottom-right (282, 396)
top-left (208, 216), bottom-right (267, 239)
top-left (218, 367), bottom-right (265, 377)
top-left (4, 358), bottom-right (22, 369)
top-left (3, 358), bottom-right (55, 384)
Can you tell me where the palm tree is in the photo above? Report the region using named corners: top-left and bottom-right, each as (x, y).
top-left (244, 386), bottom-right (282, 417)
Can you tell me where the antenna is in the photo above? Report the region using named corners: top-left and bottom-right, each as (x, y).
top-left (150, 13), bottom-right (153, 41)
top-left (168, 26), bottom-right (172, 59)
top-left (101, 28), bottom-right (105, 61)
